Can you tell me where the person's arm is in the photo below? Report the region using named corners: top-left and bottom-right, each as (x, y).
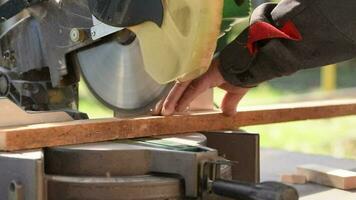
top-left (220, 0), bottom-right (356, 87)
top-left (154, 0), bottom-right (356, 116)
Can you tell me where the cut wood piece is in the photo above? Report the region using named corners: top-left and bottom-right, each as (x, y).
top-left (0, 98), bottom-right (73, 127)
top-left (1, 99), bottom-right (356, 151)
top-left (297, 164), bottom-right (356, 190)
top-left (281, 174), bottom-right (307, 184)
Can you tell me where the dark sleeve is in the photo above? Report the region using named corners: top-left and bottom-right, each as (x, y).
top-left (219, 0), bottom-right (356, 87)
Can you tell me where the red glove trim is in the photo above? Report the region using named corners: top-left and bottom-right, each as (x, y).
top-left (247, 20), bottom-right (302, 54)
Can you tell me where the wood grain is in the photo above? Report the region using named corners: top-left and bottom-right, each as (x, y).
top-left (280, 174), bottom-right (307, 184)
top-left (1, 99), bottom-right (356, 151)
top-left (297, 164), bottom-right (356, 190)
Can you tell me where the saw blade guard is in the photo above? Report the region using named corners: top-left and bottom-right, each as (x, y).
top-left (129, 0), bottom-right (224, 83)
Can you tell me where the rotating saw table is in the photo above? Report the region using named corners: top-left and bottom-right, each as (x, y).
top-left (0, 132), bottom-right (260, 200)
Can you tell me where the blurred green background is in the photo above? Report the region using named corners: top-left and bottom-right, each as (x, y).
top-left (79, 0), bottom-right (356, 159)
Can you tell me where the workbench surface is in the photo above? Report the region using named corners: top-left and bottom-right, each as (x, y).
top-left (261, 149), bottom-right (356, 200)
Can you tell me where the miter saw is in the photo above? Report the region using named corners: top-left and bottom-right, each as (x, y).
top-left (0, 0), bottom-right (298, 199)
top-left (0, 0), bottom-right (225, 116)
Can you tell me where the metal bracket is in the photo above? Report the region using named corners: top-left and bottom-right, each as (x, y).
top-left (90, 16), bottom-right (123, 40)
top-left (200, 159), bottom-right (234, 198)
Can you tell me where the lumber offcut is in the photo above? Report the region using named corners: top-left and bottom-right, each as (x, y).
top-left (1, 99), bottom-right (356, 151)
top-left (297, 164), bottom-right (356, 190)
top-left (281, 174), bottom-right (307, 184)
top-left (0, 98), bottom-right (73, 127)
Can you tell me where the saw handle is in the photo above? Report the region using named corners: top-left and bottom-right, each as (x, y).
top-left (212, 179), bottom-right (299, 200)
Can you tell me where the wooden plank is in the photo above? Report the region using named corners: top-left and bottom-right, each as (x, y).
top-left (1, 99), bottom-right (356, 151)
top-left (0, 98), bottom-right (73, 127)
top-left (280, 174), bottom-right (307, 184)
top-left (297, 164), bottom-right (356, 190)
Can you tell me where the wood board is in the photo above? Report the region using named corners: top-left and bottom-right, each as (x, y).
top-left (297, 164), bottom-right (356, 190)
top-left (0, 98), bottom-right (73, 127)
top-left (280, 174), bottom-right (307, 184)
top-left (1, 99), bottom-right (356, 151)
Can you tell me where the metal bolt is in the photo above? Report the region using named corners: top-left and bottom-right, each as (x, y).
top-left (70, 28), bottom-right (86, 43)
top-left (91, 30), bottom-right (96, 37)
top-left (3, 50), bottom-right (11, 59)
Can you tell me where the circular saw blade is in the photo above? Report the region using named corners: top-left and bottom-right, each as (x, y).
top-left (77, 34), bottom-right (170, 115)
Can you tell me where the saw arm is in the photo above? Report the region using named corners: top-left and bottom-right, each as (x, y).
top-left (0, 0), bottom-right (249, 116)
top-left (0, 0), bottom-right (46, 23)
top-left (87, 0), bottom-right (164, 28)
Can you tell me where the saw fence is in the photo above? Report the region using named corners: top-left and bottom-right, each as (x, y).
top-left (1, 99), bottom-right (356, 151)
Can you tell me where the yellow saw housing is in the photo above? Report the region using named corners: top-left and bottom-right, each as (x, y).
top-left (129, 0), bottom-right (223, 84)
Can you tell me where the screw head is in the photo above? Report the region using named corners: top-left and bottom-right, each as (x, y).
top-left (91, 30), bottom-right (96, 37)
top-left (70, 28), bottom-right (86, 42)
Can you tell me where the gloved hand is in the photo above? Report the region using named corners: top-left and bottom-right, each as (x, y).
top-left (153, 58), bottom-right (250, 116)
